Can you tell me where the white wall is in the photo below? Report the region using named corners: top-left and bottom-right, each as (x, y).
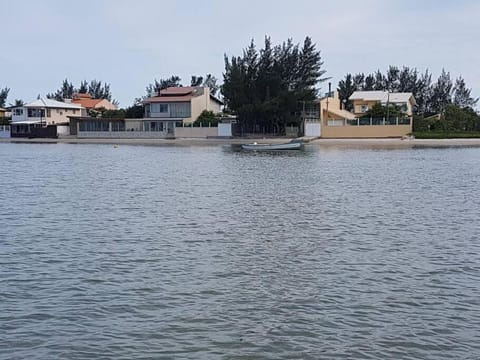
top-left (305, 122), bottom-right (321, 137)
top-left (218, 123), bottom-right (232, 137)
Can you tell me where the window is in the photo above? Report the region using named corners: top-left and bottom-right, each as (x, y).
top-left (111, 121), bottom-right (125, 131)
top-left (79, 120), bottom-right (109, 132)
top-left (27, 108), bottom-right (45, 117)
top-left (151, 103), bottom-right (169, 113)
top-left (13, 108), bottom-right (23, 116)
top-left (360, 105), bottom-right (369, 113)
top-left (47, 109), bottom-right (51, 117)
top-left (147, 121), bottom-right (164, 131)
top-left (73, 109), bottom-right (77, 114)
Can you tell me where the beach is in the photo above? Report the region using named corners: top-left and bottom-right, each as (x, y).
top-left (2, 136), bottom-right (480, 148)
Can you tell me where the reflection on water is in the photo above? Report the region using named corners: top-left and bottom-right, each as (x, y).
top-left (1, 143), bottom-right (480, 359)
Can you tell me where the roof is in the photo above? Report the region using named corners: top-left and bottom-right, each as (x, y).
top-left (349, 91), bottom-right (416, 105)
top-left (71, 98), bottom-right (104, 108)
top-left (0, 107), bottom-right (6, 112)
top-left (23, 98), bottom-right (84, 109)
top-left (144, 95), bottom-right (194, 103)
top-left (160, 86), bottom-right (196, 95)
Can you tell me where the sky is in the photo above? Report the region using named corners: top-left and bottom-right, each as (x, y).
top-left (1, 0), bottom-right (479, 107)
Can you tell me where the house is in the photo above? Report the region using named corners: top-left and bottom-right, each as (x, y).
top-left (349, 91), bottom-right (416, 117)
top-left (318, 91), bottom-right (415, 138)
top-left (0, 107), bottom-right (8, 119)
top-left (10, 98), bottom-right (85, 137)
top-left (69, 86), bottom-right (224, 139)
top-left (141, 86), bottom-right (223, 136)
top-left (71, 93), bottom-right (118, 111)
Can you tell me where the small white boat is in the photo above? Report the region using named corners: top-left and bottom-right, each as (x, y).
top-left (241, 140), bottom-right (303, 151)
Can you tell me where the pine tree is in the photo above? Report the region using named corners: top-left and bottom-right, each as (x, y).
top-left (0, 87), bottom-right (9, 107)
top-left (78, 80), bottom-right (88, 94)
top-left (453, 76), bottom-right (478, 108)
top-left (430, 69), bottom-right (453, 114)
top-left (190, 76), bottom-right (203, 87)
top-left (337, 74), bottom-right (356, 111)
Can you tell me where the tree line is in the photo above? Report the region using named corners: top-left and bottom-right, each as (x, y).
top-left (338, 66), bottom-right (478, 116)
top-left (46, 79), bottom-right (116, 103)
top-left (221, 36), bottom-right (328, 134)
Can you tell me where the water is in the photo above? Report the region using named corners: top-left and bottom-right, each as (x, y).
top-left (1, 142), bottom-right (480, 359)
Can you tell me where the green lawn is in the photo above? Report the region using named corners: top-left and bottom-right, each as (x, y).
top-left (413, 131), bottom-right (480, 139)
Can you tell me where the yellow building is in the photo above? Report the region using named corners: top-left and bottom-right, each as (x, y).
top-left (319, 91), bottom-right (415, 138)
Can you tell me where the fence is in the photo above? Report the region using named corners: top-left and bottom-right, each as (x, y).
top-left (0, 125), bottom-right (10, 138)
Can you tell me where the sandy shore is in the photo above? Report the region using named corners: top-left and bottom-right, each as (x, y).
top-left (2, 137), bottom-right (480, 148)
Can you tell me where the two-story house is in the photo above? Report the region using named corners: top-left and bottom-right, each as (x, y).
top-left (140, 86), bottom-right (223, 136)
top-left (318, 90), bottom-right (416, 138)
top-left (10, 98), bottom-right (85, 137)
top-left (349, 91), bottom-right (416, 117)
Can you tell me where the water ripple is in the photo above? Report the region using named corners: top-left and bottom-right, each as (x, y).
top-left (0, 143), bottom-right (480, 359)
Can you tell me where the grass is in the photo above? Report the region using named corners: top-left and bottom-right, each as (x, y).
top-left (413, 131), bottom-right (480, 139)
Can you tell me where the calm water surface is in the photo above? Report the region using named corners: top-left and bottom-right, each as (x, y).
top-left (1, 142), bottom-right (480, 359)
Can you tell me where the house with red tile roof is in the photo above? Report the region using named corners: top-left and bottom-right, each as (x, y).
top-left (71, 93), bottom-right (117, 110)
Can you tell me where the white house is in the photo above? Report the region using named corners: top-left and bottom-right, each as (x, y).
top-left (11, 98), bottom-right (85, 137)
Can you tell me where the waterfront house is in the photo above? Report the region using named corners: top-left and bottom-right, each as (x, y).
top-left (318, 91), bottom-right (415, 138)
top-left (71, 86), bottom-right (224, 139)
top-left (0, 107), bottom-right (9, 120)
top-left (10, 98), bottom-right (85, 137)
top-left (71, 93), bottom-right (118, 111)
top-left (349, 91), bottom-right (416, 117)
top-left (142, 86), bottom-right (223, 132)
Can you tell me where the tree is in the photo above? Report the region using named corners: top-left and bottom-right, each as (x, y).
top-left (195, 110), bottom-right (220, 126)
top-left (190, 74), bottom-right (219, 95)
top-left (364, 103), bottom-right (406, 119)
top-left (337, 74), bottom-right (356, 111)
top-left (78, 80), bottom-right (88, 94)
top-left (46, 79), bottom-right (114, 101)
top-left (430, 69), bottom-right (453, 114)
top-left (125, 98), bottom-right (144, 118)
top-left (46, 78), bottom-right (75, 101)
top-left (453, 76), bottom-right (478, 108)
top-left (222, 36), bottom-right (327, 135)
top-left (9, 99), bottom-right (24, 107)
top-left (190, 76), bottom-right (203, 86)
top-left (203, 74), bottom-right (219, 96)
top-left (146, 76), bottom-right (182, 97)
top-left (0, 87), bottom-right (9, 107)
top-left (88, 80), bottom-right (112, 100)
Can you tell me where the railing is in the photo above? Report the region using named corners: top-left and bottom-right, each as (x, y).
top-left (336, 117), bottom-right (411, 126)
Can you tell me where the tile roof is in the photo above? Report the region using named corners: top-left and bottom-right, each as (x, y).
top-left (144, 95), bottom-right (193, 103)
top-left (24, 98), bottom-right (84, 109)
top-left (72, 98), bottom-right (104, 108)
top-left (160, 86), bottom-right (195, 95)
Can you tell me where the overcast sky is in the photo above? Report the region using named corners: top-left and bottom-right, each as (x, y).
top-left (1, 0), bottom-right (479, 107)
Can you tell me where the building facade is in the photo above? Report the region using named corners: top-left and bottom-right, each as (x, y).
top-left (318, 91), bottom-right (415, 138)
top-left (10, 98), bottom-right (85, 137)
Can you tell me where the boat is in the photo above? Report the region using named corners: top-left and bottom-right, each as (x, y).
top-left (241, 140), bottom-right (303, 151)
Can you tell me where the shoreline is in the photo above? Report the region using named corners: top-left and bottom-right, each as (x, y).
top-left (2, 137), bottom-right (480, 148)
